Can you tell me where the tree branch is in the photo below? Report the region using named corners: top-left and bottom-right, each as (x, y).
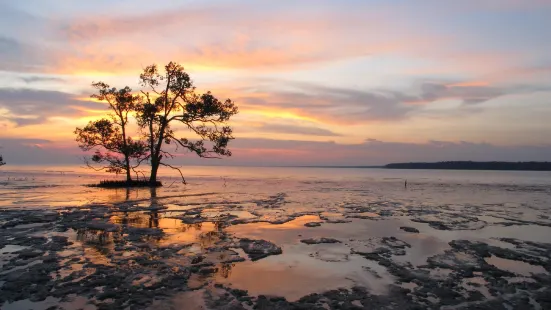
top-left (158, 162), bottom-right (187, 184)
top-left (165, 133), bottom-right (222, 159)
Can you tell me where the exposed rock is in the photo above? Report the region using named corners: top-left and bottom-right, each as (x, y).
top-left (238, 238), bottom-right (282, 261)
top-left (382, 236), bottom-right (411, 249)
top-left (412, 214), bottom-right (487, 230)
top-left (400, 226), bottom-right (420, 233)
top-left (199, 267), bottom-right (219, 275)
top-left (300, 238), bottom-right (341, 245)
top-left (304, 222), bottom-right (322, 227)
top-left (85, 220), bottom-right (120, 232)
top-left (15, 249), bottom-right (44, 259)
top-left (2, 186), bottom-right (551, 310)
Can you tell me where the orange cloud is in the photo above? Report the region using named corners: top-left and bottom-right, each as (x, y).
top-left (240, 106), bottom-right (320, 123)
top-left (46, 5), bottom-right (445, 76)
top-left (48, 39), bottom-right (392, 76)
top-left (233, 147), bottom-right (310, 157)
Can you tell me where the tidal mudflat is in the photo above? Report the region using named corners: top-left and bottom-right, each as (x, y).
top-left (1, 167), bottom-right (551, 309)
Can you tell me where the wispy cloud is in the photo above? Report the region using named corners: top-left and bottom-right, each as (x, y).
top-left (0, 0), bottom-right (550, 165)
top-left (230, 80), bottom-right (529, 126)
top-left (0, 138), bottom-right (82, 165)
top-left (411, 82), bottom-right (506, 105)
top-left (35, 2), bottom-right (443, 74)
top-left (0, 36), bottom-right (54, 73)
top-left (256, 123), bottom-right (341, 137)
top-left (222, 138), bottom-right (551, 166)
top-left (19, 76), bottom-right (65, 84)
top-left (0, 88), bottom-right (98, 126)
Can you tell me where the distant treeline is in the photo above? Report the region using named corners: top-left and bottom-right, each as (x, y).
top-left (384, 161), bottom-right (551, 171)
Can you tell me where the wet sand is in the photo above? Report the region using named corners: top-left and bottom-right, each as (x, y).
top-left (1, 168), bottom-right (551, 309)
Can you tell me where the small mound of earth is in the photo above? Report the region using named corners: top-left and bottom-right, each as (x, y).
top-left (382, 237), bottom-right (410, 249)
top-left (304, 222), bottom-right (322, 227)
top-left (427, 250), bottom-right (483, 270)
top-left (300, 238), bottom-right (341, 245)
top-left (346, 211), bottom-right (383, 220)
top-left (412, 213), bottom-right (487, 230)
top-left (349, 237), bottom-right (411, 258)
top-left (320, 212), bottom-right (350, 223)
top-left (400, 226), bottom-right (419, 233)
top-left (238, 238), bottom-right (282, 261)
top-left (311, 249), bottom-right (350, 262)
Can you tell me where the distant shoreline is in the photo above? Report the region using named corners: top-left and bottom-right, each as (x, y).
top-left (289, 166), bottom-right (383, 169)
top-left (2, 163), bottom-right (551, 172)
top-left (384, 161), bottom-right (551, 172)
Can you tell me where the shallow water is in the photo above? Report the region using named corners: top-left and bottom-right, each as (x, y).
top-left (485, 255), bottom-right (548, 276)
top-left (1, 166), bottom-right (551, 309)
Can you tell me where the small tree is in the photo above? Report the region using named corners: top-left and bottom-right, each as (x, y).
top-left (0, 154), bottom-right (5, 166)
top-left (75, 83), bottom-right (147, 182)
top-left (137, 62), bottom-right (238, 185)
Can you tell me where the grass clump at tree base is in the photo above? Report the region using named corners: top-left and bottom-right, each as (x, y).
top-left (89, 180), bottom-right (162, 188)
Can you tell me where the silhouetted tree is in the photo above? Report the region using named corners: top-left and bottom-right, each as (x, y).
top-left (137, 62), bottom-right (238, 185)
top-left (75, 83), bottom-right (147, 182)
top-left (0, 154), bottom-right (5, 166)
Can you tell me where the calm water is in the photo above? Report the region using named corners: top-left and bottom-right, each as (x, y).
top-left (1, 165), bottom-right (551, 306)
top-left (1, 165), bottom-right (550, 208)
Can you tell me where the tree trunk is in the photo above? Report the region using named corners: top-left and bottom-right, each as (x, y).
top-left (149, 121), bottom-right (166, 186)
top-left (149, 158), bottom-right (159, 185)
top-left (121, 120), bottom-right (132, 183)
top-left (148, 120), bottom-right (156, 185)
top-left (124, 154), bottom-right (131, 183)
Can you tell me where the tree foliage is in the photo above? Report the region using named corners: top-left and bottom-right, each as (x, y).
top-left (136, 62), bottom-right (238, 184)
top-left (74, 62), bottom-right (238, 186)
top-left (75, 119), bottom-right (146, 174)
top-left (74, 83), bottom-right (146, 182)
top-left (0, 154), bottom-right (5, 166)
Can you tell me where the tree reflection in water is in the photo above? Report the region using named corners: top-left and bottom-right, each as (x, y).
top-left (75, 228), bottom-right (122, 256)
top-left (218, 263), bottom-right (234, 278)
top-left (76, 186), bottom-right (231, 261)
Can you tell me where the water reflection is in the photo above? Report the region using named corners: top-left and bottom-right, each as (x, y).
top-left (216, 255), bottom-right (394, 301)
top-left (0, 173), bottom-right (193, 208)
top-left (74, 228), bottom-right (122, 263)
top-left (110, 212), bottom-right (151, 227)
top-left (75, 229), bottom-right (121, 246)
top-left (218, 262), bottom-right (234, 279)
top-left (71, 187), bottom-right (231, 266)
top-left (8, 167), bottom-right (551, 306)
top-left (485, 255), bottom-right (548, 276)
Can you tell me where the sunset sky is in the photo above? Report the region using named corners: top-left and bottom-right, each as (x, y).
top-left (1, 0), bottom-right (550, 166)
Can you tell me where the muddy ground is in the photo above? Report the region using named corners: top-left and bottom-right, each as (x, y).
top-left (1, 172), bottom-right (551, 309)
top-left (1, 188), bottom-right (551, 310)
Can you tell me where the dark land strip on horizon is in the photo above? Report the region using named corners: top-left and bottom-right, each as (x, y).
top-left (384, 161), bottom-right (551, 171)
top-left (289, 161), bottom-right (551, 171)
